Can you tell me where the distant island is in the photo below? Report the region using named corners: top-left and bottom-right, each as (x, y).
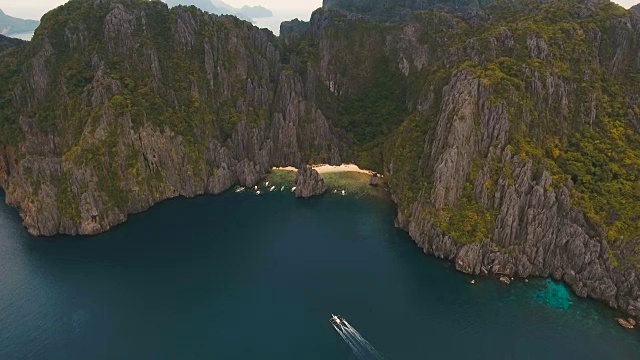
top-left (238, 5), bottom-right (273, 18)
top-left (0, 9), bottom-right (39, 36)
top-left (163, 0), bottom-right (272, 23)
top-left (164, 0), bottom-right (219, 14)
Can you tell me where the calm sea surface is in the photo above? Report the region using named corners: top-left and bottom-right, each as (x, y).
top-left (5, 31), bottom-right (34, 41)
top-left (0, 190), bottom-right (638, 359)
top-left (252, 10), bottom-right (313, 35)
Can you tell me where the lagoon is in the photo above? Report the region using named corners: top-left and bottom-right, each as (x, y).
top-left (0, 189), bottom-right (638, 359)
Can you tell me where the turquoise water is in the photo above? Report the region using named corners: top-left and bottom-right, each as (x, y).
top-left (0, 190), bottom-right (638, 359)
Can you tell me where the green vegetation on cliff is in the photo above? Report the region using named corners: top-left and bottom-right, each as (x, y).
top-left (322, 0), bottom-right (488, 20)
top-left (385, 0), bottom-right (639, 244)
top-left (0, 34), bottom-right (24, 52)
top-left (466, 0), bottom-right (640, 242)
top-left (281, 0), bottom-right (640, 246)
top-left (0, 44), bottom-right (25, 144)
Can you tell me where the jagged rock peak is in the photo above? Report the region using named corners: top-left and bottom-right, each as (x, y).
top-left (294, 167), bottom-right (327, 198)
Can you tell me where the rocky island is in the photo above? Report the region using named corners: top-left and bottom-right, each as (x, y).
top-left (294, 166), bottom-right (328, 198)
top-left (0, 0), bottom-right (639, 318)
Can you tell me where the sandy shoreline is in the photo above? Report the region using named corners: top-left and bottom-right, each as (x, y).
top-left (272, 164), bottom-right (375, 175)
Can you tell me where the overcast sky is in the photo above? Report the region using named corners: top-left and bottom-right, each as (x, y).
top-left (0, 0), bottom-right (635, 21)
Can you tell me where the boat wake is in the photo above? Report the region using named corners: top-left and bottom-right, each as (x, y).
top-left (331, 315), bottom-right (384, 360)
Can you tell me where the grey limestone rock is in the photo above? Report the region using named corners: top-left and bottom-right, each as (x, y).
top-left (369, 173), bottom-right (382, 187)
top-left (294, 166), bottom-right (327, 198)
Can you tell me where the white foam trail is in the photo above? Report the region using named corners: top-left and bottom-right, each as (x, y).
top-left (342, 321), bottom-right (385, 360)
top-left (343, 329), bottom-right (372, 359)
top-left (333, 324), bottom-right (367, 359)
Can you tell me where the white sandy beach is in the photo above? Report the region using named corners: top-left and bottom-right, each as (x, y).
top-left (273, 164), bottom-right (375, 175)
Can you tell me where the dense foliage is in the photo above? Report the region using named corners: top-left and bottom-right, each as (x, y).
top-left (1, 0), bottom-right (278, 212)
top-left (0, 34), bottom-right (24, 52)
top-left (279, 19), bottom-right (309, 37)
top-left (311, 0), bottom-right (640, 244)
top-left (323, 0), bottom-right (490, 21)
top-left (0, 45), bottom-right (25, 144)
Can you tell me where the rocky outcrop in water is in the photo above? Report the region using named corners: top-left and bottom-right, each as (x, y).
top-left (294, 167), bottom-right (327, 198)
top-left (368, 174), bottom-right (382, 187)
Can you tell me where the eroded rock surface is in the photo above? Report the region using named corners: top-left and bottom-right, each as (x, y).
top-left (294, 167), bottom-right (327, 198)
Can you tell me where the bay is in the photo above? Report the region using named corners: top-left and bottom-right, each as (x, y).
top-left (0, 189), bottom-right (638, 359)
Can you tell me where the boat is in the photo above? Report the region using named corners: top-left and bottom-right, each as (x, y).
top-left (270, 186), bottom-right (276, 192)
top-left (265, 181), bottom-right (270, 187)
top-left (341, 190), bottom-right (346, 196)
top-left (254, 185), bottom-right (258, 191)
top-left (234, 187), bottom-right (245, 193)
top-left (256, 190), bottom-right (261, 195)
top-left (330, 314), bottom-right (345, 327)
top-left (291, 187), bottom-right (297, 192)
top-left (281, 186), bottom-right (285, 191)
top-left (617, 318), bottom-right (636, 329)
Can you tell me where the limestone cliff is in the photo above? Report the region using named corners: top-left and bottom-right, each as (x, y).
top-left (0, 0), bottom-right (343, 236)
top-left (307, 0), bottom-right (640, 317)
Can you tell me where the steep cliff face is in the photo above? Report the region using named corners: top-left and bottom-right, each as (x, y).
top-left (0, 0), bottom-right (343, 236)
top-left (1, 0), bottom-right (640, 318)
top-left (297, 0), bottom-right (640, 316)
top-left (410, 1), bottom-right (639, 315)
